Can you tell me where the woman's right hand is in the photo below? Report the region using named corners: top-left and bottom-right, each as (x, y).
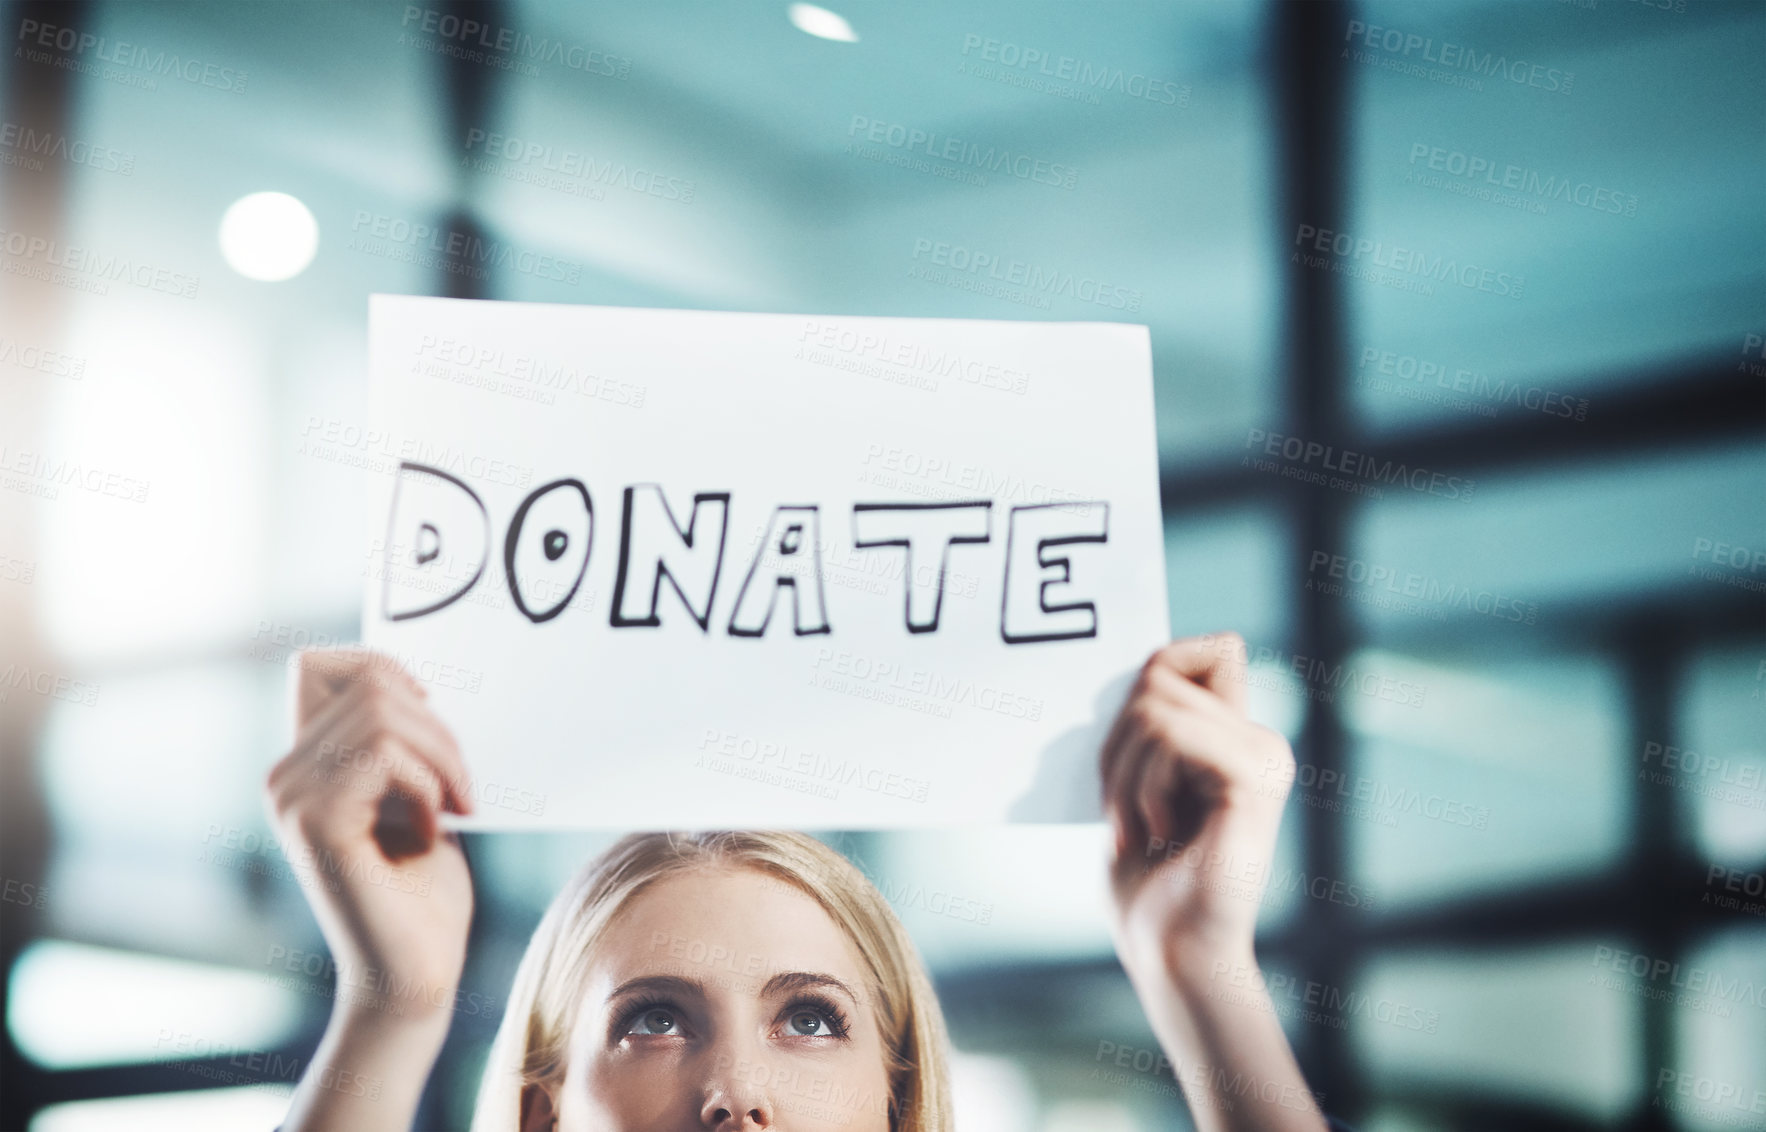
top-left (264, 648), bottom-right (476, 1030)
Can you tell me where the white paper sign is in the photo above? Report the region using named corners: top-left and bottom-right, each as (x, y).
top-left (363, 295), bottom-right (1168, 827)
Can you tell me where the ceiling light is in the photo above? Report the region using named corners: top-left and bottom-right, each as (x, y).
top-left (788, 3), bottom-right (857, 42)
top-left (218, 191), bottom-right (318, 282)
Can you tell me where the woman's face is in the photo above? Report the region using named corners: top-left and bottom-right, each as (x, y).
top-left (543, 866), bottom-right (895, 1132)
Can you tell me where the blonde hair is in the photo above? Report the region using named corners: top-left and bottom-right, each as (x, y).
top-left (470, 832), bottom-right (954, 1131)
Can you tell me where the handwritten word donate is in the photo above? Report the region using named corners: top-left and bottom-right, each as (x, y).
top-left (381, 463), bottom-right (1111, 644)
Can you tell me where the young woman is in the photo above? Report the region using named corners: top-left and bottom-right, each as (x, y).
top-left (266, 634), bottom-right (1329, 1131)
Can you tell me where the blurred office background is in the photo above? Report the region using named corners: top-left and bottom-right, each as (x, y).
top-left (1, 0), bottom-right (1763, 1128)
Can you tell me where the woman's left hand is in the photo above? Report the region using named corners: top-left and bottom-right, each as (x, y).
top-left (1101, 633), bottom-right (1295, 973)
top-left (1099, 634), bottom-right (1325, 1132)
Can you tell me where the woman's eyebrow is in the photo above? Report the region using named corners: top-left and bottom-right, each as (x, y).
top-left (761, 970), bottom-right (860, 1005)
top-left (606, 974), bottom-right (705, 1002)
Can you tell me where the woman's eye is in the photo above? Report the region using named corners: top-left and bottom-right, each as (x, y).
top-left (785, 1009), bottom-right (831, 1036)
top-left (628, 1008), bottom-right (678, 1035)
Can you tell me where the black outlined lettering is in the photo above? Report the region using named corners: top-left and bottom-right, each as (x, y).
top-left (382, 462), bottom-right (489, 622)
top-left (377, 474), bottom-right (1118, 644)
top-left (504, 478), bottom-right (593, 624)
top-left (851, 502), bottom-right (991, 633)
top-left (415, 523), bottom-right (440, 565)
top-left (1001, 502), bottom-right (1109, 643)
top-left (727, 506), bottom-right (832, 638)
top-left (610, 485), bottom-right (730, 631)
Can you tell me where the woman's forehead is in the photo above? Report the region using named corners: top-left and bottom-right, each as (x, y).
top-left (587, 866), bottom-right (871, 996)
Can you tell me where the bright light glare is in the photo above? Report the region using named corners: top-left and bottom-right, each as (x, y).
top-left (950, 1052), bottom-right (1036, 1132)
top-left (1041, 1100), bottom-right (1141, 1132)
top-left (7, 940), bottom-right (302, 1069)
top-left (30, 1087), bottom-right (292, 1132)
top-left (40, 307), bottom-right (266, 665)
top-left (218, 191), bottom-right (318, 281)
top-left (787, 3), bottom-right (857, 42)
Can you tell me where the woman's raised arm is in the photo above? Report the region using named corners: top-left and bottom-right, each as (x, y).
top-left (1102, 633), bottom-right (1329, 1132)
top-left (263, 648), bottom-right (477, 1132)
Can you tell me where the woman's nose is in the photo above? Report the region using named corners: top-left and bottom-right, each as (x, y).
top-left (699, 1045), bottom-right (776, 1130)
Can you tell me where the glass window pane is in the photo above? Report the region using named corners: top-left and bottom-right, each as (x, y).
top-left (1354, 941), bottom-right (1641, 1121)
top-left (1348, 444), bottom-right (1766, 632)
top-left (28, 1086), bottom-right (293, 1132)
top-left (7, 940), bottom-right (302, 1071)
top-left (1675, 649), bottom-right (1766, 864)
top-left (1346, 0), bottom-right (1766, 435)
top-left (486, 2), bottom-right (1281, 461)
top-left (1343, 651), bottom-right (1625, 906)
top-left (1163, 504), bottom-right (1292, 648)
top-left (39, 661), bottom-right (286, 959)
top-left (866, 828), bottom-right (1115, 968)
top-left (1664, 927), bottom-right (1766, 1132)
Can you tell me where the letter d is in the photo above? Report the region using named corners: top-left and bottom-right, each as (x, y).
top-left (381, 463), bottom-right (490, 621)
